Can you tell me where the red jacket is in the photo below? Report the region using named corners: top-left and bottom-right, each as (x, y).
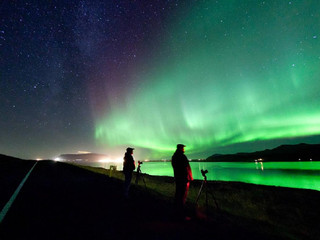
top-left (171, 150), bottom-right (193, 182)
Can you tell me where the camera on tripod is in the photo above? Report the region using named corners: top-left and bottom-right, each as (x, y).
top-left (196, 168), bottom-right (219, 212)
top-left (135, 161), bottom-right (146, 187)
top-left (201, 169), bottom-right (208, 177)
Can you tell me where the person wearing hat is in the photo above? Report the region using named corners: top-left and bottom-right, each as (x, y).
top-left (123, 147), bottom-right (135, 198)
top-left (171, 144), bottom-right (193, 218)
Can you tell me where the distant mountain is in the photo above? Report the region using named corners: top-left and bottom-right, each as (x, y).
top-left (206, 143), bottom-right (320, 162)
top-left (58, 153), bottom-right (108, 162)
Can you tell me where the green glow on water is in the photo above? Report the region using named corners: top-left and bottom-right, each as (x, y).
top-left (94, 1), bottom-right (320, 158)
top-left (79, 161), bottom-right (320, 191)
top-left (137, 161), bottom-right (320, 191)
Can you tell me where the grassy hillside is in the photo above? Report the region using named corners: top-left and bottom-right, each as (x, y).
top-left (73, 163), bottom-right (320, 240)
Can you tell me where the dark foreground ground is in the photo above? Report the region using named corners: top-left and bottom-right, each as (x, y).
top-left (0, 156), bottom-right (319, 239)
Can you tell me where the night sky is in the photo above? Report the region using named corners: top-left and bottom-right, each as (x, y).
top-left (1, 1), bottom-right (320, 160)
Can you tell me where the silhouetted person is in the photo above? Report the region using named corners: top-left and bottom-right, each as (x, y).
top-left (171, 144), bottom-right (193, 219)
top-left (123, 147), bottom-right (135, 198)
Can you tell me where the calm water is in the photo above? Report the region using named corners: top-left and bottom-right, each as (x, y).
top-left (77, 161), bottom-right (320, 191)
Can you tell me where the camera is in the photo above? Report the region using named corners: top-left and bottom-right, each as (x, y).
top-left (138, 161), bottom-right (143, 165)
top-left (201, 169), bottom-right (208, 177)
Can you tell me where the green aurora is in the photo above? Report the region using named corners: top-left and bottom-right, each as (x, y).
top-left (95, 1), bottom-right (320, 158)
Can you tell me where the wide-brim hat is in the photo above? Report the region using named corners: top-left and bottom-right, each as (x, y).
top-left (126, 147), bottom-right (135, 151)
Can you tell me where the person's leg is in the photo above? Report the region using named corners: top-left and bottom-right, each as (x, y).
top-left (182, 182), bottom-right (190, 204)
top-left (174, 181), bottom-right (187, 218)
top-left (124, 172), bottom-right (132, 197)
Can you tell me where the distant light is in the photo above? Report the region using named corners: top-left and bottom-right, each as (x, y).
top-left (78, 151), bottom-right (91, 154)
top-left (98, 157), bottom-right (123, 163)
top-left (54, 157), bottom-right (61, 161)
top-left (36, 158), bottom-right (42, 161)
top-left (98, 158), bottom-right (111, 163)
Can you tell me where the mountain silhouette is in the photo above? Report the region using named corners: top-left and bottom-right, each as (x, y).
top-left (206, 143), bottom-right (320, 162)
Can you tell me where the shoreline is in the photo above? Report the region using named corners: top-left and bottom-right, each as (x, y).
top-left (70, 160), bottom-right (320, 192)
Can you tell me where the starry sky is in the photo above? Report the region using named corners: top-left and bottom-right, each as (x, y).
top-left (1, 0), bottom-right (320, 160)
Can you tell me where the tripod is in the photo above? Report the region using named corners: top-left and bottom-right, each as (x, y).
top-left (135, 161), bottom-right (147, 188)
top-left (195, 169), bottom-right (219, 215)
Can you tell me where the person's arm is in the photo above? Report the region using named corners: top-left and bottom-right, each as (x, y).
top-left (187, 164), bottom-right (193, 181)
top-left (130, 156), bottom-right (135, 170)
top-left (183, 155), bottom-right (193, 181)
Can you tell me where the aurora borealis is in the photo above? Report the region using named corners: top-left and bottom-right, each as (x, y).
top-left (94, 1), bottom-right (320, 158)
top-left (1, 1), bottom-right (320, 160)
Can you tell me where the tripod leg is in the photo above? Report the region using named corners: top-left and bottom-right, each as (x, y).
top-left (195, 181), bottom-right (205, 205)
top-left (135, 171), bottom-right (139, 184)
top-left (142, 175), bottom-right (147, 188)
top-left (210, 192), bottom-right (219, 210)
top-left (139, 170), bottom-right (147, 188)
top-left (205, 181), bottom-right (208, 215)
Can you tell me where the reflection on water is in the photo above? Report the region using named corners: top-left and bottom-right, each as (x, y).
top-left (74, 161), bottom-right (320, 191)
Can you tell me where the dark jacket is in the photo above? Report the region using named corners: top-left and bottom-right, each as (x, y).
top-left (171, 150), bottom-right (193, 182)
top-left (123, 153), bottom-right (135, 173)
